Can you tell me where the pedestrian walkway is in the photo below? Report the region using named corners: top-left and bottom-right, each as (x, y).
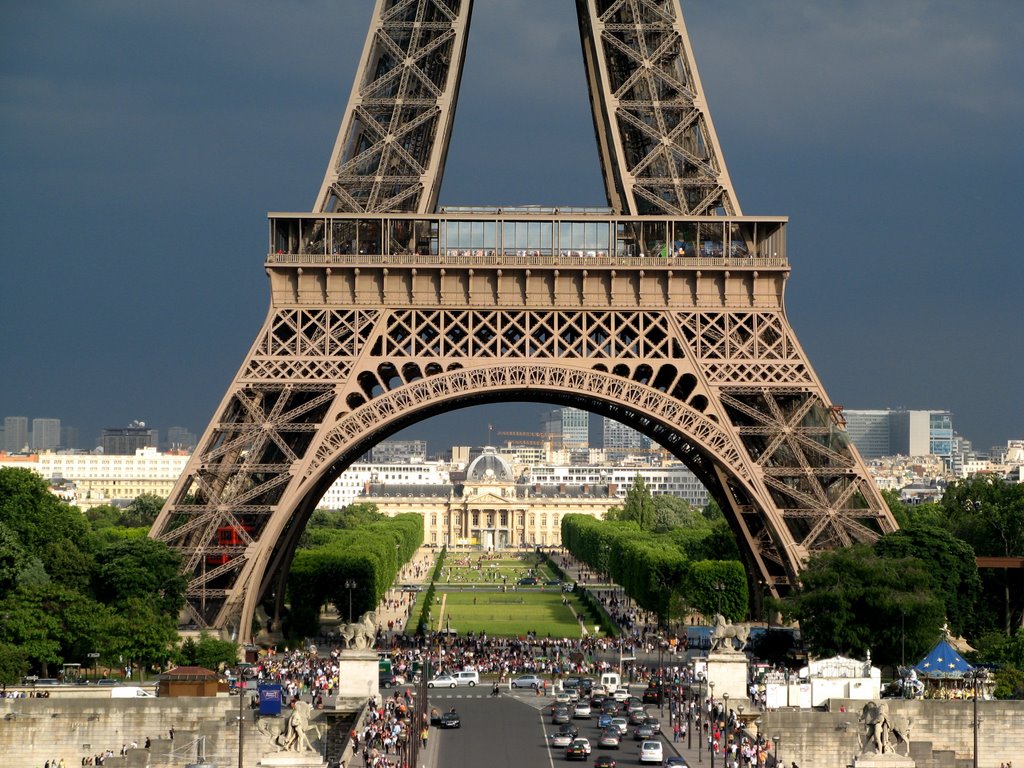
top-left (372, 548), bottom-right (437, 636)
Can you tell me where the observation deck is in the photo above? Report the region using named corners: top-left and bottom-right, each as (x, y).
top-left (264, 209), bottom-right (789, 310)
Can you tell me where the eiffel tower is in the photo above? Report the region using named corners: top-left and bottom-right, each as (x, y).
top-left (152, 0), bottom-right (897, 641)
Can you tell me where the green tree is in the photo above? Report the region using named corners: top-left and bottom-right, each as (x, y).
top-left (0, 642), bottom-right (29, 685)
top-left (0, 521), bottom-right (30, 597)
top-left (942, 477), bottom-right (1024, 634)
top-left (104, 597), bottom-right (179, 678)
top-left (0, 583), bottom-right (109, 676)
top-left (93, 537), bottom-right (186, 617)
top-left (874, 523), bottom-right (981, 637)
top-left (621, 475), bottom-right (655, 531)
top-left (780, 544), bottom-right (943, 666)
top-left (120, 493), bottom-right (164, 528)
top-left (652, 495), bottom-right (701, 532)
top-left (177, 633), bottom-right (239, 670)
top-left (0, 468), bottom-right (94, 585)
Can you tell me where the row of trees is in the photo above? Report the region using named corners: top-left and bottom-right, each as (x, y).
top-left (286, 504), bottom-right (423, 638)
top-left (561, 477), bottom-right (748, 628)
top-left (0, 468), bottom-right (194, 683)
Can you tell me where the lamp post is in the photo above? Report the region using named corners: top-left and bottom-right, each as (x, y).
top-left (723, 692), bottom-right (730, 762)
top-left (968, 668), bottom-right (988, 768)
top-left (344, 579), bottom-right (357, 623)
top-left (658, 637), bottom-right (665, 716)
top-left (709, 681), bottom-right (716, 768)
top-left (737, 704), bottom-right (744, 766)
top-left (773, 735), bottom-right (781, 767)
top-left (688, 683), bottom-right (693, 751)
top-left (697, 675), bottom-right (703, 763)
top-left (713, 581), bottom-right (726, 617)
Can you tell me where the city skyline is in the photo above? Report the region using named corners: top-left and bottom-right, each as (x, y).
top-left (2, 2), bottom-right (1021, 452)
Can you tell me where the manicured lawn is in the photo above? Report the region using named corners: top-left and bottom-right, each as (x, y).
top-left (402, 551), bottom-right (603, 638)
top-left (438, 591), bottom-right (592, 638)
top-left (439, 552), bottom-right (558, 586)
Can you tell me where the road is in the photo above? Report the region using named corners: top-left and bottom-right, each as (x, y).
top-left (428, 688), bottom-right (678, 768)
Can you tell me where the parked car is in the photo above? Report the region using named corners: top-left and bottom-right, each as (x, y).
top-left (439, 711), bottom-right (461, 728)
top-left (511, 674), bottom-right (544, 689)
top-left (639, 740), bottom-right (663, 764)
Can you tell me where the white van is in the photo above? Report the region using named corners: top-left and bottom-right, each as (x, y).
top-left (110, 686), bottom-right (154, 698)
top-left (600, 672), bottom-right (621, 693)
top-left (453, 670), bottom-right (479, 687)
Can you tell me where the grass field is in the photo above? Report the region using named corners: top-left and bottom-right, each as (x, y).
top-left (439, 552), bottom-right (557, 586)
top-left (438, 591), bottom-right (584, 638)
top-left (404, 551), bottom-right (607, 638)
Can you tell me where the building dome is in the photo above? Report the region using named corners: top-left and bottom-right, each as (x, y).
top-left (465, 447), bottom-right (514, 483)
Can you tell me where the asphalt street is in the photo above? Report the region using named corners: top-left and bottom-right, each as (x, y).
top-left (428, 688), bottom-right (677, 768)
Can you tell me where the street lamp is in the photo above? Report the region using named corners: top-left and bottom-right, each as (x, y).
top-left (713, 581), bottom-right (726, 618)
top-left (723, 692), bottom-right (729, 761)
top-left (737, 704), bottom-right (744, 765)
top-left (773, 735), bottom-right (781, 767)
top-left (697, 675), bottom-right (703, 763)
top-left (688, 682), bottom-right (694, 751)
top-left (344, 579), bottom-right (357, 623)
top-left (709, 681), bottom-right (716, 768)
top-left (967, 668), bottom-right (988, 768)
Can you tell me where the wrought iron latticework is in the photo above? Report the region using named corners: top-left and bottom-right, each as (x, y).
top-left (152, 1), bottom-right (896, 641)
top-left (577, 0), bottom-right (740, 216)
top-left (315, 0), bottom-right (472, 215)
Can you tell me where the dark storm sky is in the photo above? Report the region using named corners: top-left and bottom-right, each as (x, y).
top-left (1, 1), bottom-right (1021, 452)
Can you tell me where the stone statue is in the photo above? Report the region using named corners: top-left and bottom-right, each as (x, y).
top-left (858, 701), bottom-right (893, 754)
top-left (279, 700), bottom-right (320, 752)
top-left (709, 613), bottom-right (749, 653)
top-left (340, 610), bottom-right (378, 650)
top-left (888, 712), bottom-right (913, 757)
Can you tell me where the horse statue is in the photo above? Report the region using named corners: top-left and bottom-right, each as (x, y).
top-left (340, 610), bottom-right (377, 650)
top-left (888, 712), bottom-right (913, 756)
top-left (709, 613), bottom-right (749, 653)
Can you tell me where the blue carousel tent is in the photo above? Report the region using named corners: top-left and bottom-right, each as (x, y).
top-left (914, 636), bottom-right (973, 680)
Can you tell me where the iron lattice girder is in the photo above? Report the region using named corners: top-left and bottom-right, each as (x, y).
top-left (579, 0), bottom-right (740, 215)
top-left (315, 0), bottom-right (471, 214)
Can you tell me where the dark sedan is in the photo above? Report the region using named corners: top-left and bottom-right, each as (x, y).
top-left (439, 711), bottom-right (461, 728)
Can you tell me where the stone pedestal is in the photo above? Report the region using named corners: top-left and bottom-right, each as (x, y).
top-left (852, 754), bottom-right (916, 768)
top-left (256, 755), bottom-right (328, 768)
top-left (706, 652), bottom-right (748, 701)
top-left (334, 649), bottom-right (380, 712)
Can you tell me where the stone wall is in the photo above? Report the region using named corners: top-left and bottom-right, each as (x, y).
top-left (754, 699), bottom-right (1024, 768)
top-left (0, 697), bottom-right (340, 768)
